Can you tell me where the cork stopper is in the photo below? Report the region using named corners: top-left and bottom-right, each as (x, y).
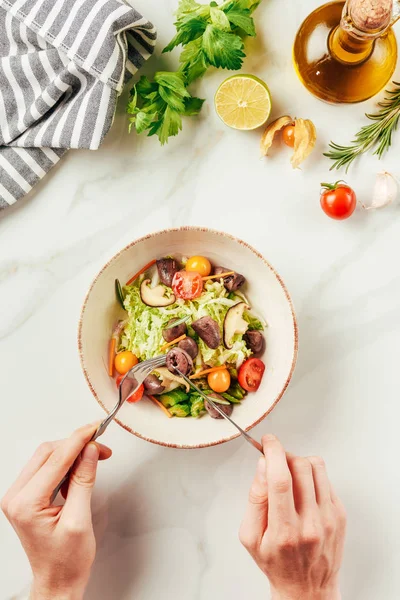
top-left (349, 0), bottom-right (392, 31)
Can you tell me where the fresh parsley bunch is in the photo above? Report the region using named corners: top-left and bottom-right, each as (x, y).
top-left (127, 0), bottom-right (262, 145)
top-left (127, 72), bottom-right (204, 145)
top-left (164, 0), bottom-right (260, 84)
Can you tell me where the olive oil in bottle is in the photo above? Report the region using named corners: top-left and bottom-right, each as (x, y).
top-left (293, 0), bottom-right (399, 103)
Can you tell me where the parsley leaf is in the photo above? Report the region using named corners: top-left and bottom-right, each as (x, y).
top-left (202, 25), bottom-right (245, 70)
top-left (179, 38), bottom-right (208, 83)
top-left (210, 7), bottom-right (231, 30)
top-left (184, 96), bottom-right (205, 115)
top-left (135, 111), bottom-right (156, 134)
top-left (223, 4), bottom-right (256, 36)
top-left (163, 16), bottom-right (207, 53)
top-left (127, 71), bottom-right (204, 145)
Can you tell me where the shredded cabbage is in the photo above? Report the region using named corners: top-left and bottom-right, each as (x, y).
top-left (120, 280), bottom-right (260, 367)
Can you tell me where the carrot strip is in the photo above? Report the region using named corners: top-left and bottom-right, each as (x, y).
top-left (202, 271), bottom-right (235, 281)
top-left (108, 338), bottom-right (116, 377)
top-left (161, 334), bottom-right (187, 352)
top-left (148, 395), bottom-right (172, 418)
top-left (190, 365), bottom-right (228, 379)
top-left (126, 259), bottom-right (156, 286)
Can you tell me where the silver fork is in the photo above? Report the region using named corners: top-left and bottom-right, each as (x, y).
top-left (175, 368), bottom-right (264, 454)
top-left (51, 354), bottom-right (167, 502)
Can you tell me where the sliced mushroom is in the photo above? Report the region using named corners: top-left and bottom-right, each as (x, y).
top-left (214, 266), bottom-right (246, 292)
top-left (140, 279), bottom-right (175, 307)
top-left (166, 347), bottom-right (193, 376)
top-left (244, 331), bottom-right (265, 355)
top-left (192, 316), bottom-right (220, 349)
top-left (155, 367), bottom-right (190, 392)
top-left (143, 374), bottom-right (165, 395)
top-left (162, 318), bottom-right (187, 343)
top-left (224, 302), bottom-right (249, 349)
top-left (205, 394), bottom-right (234, 419)
top-left (178, 337), bottom-right (198, 359)
top-left (156, 258), bottom-right (180, 287)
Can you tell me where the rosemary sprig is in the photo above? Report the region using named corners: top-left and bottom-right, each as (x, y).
top-left (325, 82), bottom-right (400, 171)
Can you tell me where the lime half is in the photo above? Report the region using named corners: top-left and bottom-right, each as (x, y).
top-left (215, 74), bottom-right (272, 130)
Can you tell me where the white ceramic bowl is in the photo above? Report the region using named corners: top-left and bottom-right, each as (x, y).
top-left (78, 228), bottom-right (298, 449)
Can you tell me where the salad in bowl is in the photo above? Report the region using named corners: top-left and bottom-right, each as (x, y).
top-left (109, 254), bottom-right (267, 420)
top-left (79, 227), bottom-right (297, 448)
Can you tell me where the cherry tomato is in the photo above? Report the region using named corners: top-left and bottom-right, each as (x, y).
top-left (114, 351), bottom-right (138, 375)
top-left (282, 124), bottom-right (295, 148)
top-left (116, 374), bottom-right (124, 387)
top-left (126, 384), bottom-right (144, 404)
top-left (320, 182), bottom-right (357, 220)
top-left (186, 256), bottom-right (212, 277)
top-left (172, 270), bottom-right (203, 300)
top-left (238, 358), bottom-right (265, 392)
top-left (208, 369), bottom-right (231, 393)
top-left (115, 375), bottom-right (144, 403)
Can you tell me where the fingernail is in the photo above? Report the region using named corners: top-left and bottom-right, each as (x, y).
top-left (81, 442), bottom-right (99, 462)
top-left (256, 457), bottom-right (267, 483)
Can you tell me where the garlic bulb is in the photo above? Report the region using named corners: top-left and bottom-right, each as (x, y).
top-left (362, 171), bottom-right (398, 210)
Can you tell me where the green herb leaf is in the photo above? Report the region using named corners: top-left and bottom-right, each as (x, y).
top-left (158, 86), bottom-right (187, 113)
top-left (158, 106), bottom-right (183, 145)
top-left (176, 0), bottom-right (210, 19)
top-left (135, 111), bottom-right (155, 134)
top-left (184, 96), bottom-right (205, 116)
top-left (210, 7), bottom-right (231, 30)
top-left (136, 76), bottom-right (157, 98)
top-left (223, 5), bottom-right (256, 36)
top-left (202, 24), bottom-right (245, 70)
top-left (154, 71), bottom-right (190, 97)
top-left (325, 82), bottom-right (400, 170)
top-left (163, 16), bottom-right (207, 52)
top-left (126, 86), bottom-right (138, 115)
top-left (179, 38), bottom-right (208, 83)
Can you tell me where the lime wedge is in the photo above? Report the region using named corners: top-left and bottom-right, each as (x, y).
top-left (214, 74), bottom-right (272, 131)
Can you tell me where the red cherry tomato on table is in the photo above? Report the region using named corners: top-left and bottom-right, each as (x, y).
top-left (115, 375), bottom-right (144, 403)
top-left (172, 270), bottom-right (203, 300)
top-left (238, 358), bottom-right (265, 392)
top-left (320, 181), bottom-right (357, 220)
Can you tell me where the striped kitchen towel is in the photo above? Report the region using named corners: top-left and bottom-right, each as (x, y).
top-left (0, 0), bottom-right (156, 209)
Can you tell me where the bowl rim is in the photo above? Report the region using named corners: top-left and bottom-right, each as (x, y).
top-left (78, 226), bottom-right (299, 449)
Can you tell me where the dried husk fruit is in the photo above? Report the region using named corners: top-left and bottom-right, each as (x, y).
top-left (260, 116), bottom-right (317, 168)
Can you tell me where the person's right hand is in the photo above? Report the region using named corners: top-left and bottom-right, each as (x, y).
top-left (240, 435), bottom-right (346, 600)
top-left (1, 423), bottom-right (112, 600)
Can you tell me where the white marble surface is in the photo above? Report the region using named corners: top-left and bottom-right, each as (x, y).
top-left (1, 0), bottom-right (400, 598)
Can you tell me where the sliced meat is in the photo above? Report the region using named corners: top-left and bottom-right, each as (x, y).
top-left (156, 258), bottom-right (180, 287)
top-left (205, 394), bottom-right (234, 419)
top-left (143, 374), bottom-right (165, 395)
top-left (166, 347), bottom-right (193, 376)
top-left (214, 266), bottom-right (246, 292)
top-left (244, 331), bottom-right (265, 354)
top-left (162, 318), bottom-right (187, 343)
top-left (178, 337), bottom-right (198, 359)
top-left (192, 316), bottom-right (220, 349)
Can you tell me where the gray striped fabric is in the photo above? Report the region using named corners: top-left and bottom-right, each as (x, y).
top-left (0, 0), bottom-right (156, 209)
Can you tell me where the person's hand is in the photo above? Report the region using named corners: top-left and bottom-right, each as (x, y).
top-left (1, 423), bottom-right (112, 600)
top-left (240, 435), bottom-right (346, 600)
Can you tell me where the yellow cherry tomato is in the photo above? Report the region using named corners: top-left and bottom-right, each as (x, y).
top-left (207, 369), bottom-right (231, 393)
top-left (114, 351), bottom-right (138, 375)
top-left (186, 256), bottom-right (212, 277)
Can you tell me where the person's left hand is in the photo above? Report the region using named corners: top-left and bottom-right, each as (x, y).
top-left (1, 423), bottom-right (112, 600)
